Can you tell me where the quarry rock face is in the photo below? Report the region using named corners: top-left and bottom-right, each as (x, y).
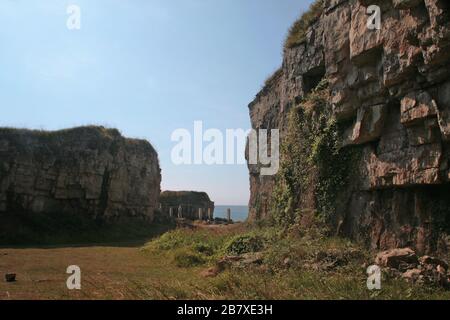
top-left (0, 127), bottom-right (161, 220)
top-left (247, 0), bottom-right (450, 253)
top-left (159, 191), bottom-right (215, 220)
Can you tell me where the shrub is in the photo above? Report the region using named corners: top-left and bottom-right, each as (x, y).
top-left (224, 234), bottom-right (266, 255)
top-left (173, 251), bottom-right (206, 268)
top-left (148, 229), bottom-right (191, 250)
top-left (194, 243), bottom-right (215, 256)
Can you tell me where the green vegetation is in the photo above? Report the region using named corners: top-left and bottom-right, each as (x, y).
top-left (224, 234), bottom-right (266, 255)
top-left (142, 225), bottom-right (252, 266)
top-left (0, 125), bottom-right (157, 156)
top-left (139, 222), bottom-right (450, 300)
top-left (270, 79), bottom-right (361, 227)
top-left (0, 125), bottom-right (122, 141)
top-left (285, 0), bottom-right (324, 50)
top-left (3, 222), bottom-right (450, 299)
top-left (173, 251), bottom-right (206, 268)
top-left (159, 191), bottom-right (212, 205)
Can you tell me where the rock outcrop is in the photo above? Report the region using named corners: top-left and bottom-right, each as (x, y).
top-left (247, 0), bottom-right (450, 253)
top-left (0, 126), bottom-right (161, 221)
top-left (159, 191), bottom-right (214, 220)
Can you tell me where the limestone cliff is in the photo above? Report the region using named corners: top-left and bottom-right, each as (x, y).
top-left (247, 0), bottom-right (450, 253)
top-left (159, 191), bottom-right (215, 220)
top-left (0, 126), bottom-right (161, 221)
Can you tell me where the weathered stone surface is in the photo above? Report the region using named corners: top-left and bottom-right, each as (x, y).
top-left (401, 91), bottom-right (438, 126)
top-left (402, 268), bottom-right (422, 282)
top-left (437, 81), bottom-right (450, 140)
top-left (159, 191), bottom-right (214, 220)
top-left (0, 126), bottom-right (161, 221)
top-left (247, 0), bottom-right (450, 253)
top-left (375, 248), bottom-right (418, 268)
top-left (343, 104), bottom-right (387, 146)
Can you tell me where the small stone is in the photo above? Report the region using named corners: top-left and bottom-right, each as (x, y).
top-left (437, 265), bottom-right (447, 276)
top-left (283, 258), bottom-right (291, 266)
top-left (200, 267), bottom-right (220, 278)
top-left (402, 268), bottom-right (422, 282)
top-left (5, 274), bottom-right (16, 282)
top-left (216, 256), bottom-right (242, 271)
top-left (240, 252), bottom-right (264, 265)
top-left (375, 248), bottom-right (418, 269)
top-left (419, 256), bottom-right (449, 271)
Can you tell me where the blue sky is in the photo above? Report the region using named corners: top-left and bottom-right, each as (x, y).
top-left (0, 0), bottom-right (313, 205)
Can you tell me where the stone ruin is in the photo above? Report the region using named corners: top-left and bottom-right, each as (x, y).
top-left (159, 191), bottom-right (215, 221)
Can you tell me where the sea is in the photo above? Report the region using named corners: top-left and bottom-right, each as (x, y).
top-left (214, 205), bottom-right (248, 222)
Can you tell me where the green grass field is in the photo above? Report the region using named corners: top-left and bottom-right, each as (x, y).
top-left (1, 222), bottom-right (450, 300)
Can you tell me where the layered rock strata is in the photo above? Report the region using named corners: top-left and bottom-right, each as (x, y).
top-left (0, 126), bottom-right (161, 221)
top-left (247, 0), bottom-right (450, 252)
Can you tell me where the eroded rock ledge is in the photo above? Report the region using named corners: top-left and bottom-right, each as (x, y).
top-left (247, 0), bottom-right (450, 253)
top-left (0, 126), bottom-right (161, 221)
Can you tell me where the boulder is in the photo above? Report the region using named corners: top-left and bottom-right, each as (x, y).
top-left (376, 249), bottom-right (450, 287)
top-left (402, 268), bottom-right (422, 282)
top-left (375, 248), bottom-right (418, 268)
top-left (419, 255), bottom-right (449, 270)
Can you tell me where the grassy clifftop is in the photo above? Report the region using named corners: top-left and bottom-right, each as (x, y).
top-left (0, 125), bottom-right (157, 154)
top-left (160, 191), bottom-right (213, 205)
top-left (284, 0), bottom-right (324, 50)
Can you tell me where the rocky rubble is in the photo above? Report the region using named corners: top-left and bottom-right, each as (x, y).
top-left (247, 0), bottom-right (450, 252)
top-left (375, 248), bottom-right (450, 287)
top-left (0, 126), bottom-right (161, 221)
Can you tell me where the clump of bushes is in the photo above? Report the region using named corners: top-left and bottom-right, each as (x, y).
top-left (224, 234), bottom-right (266, 255)
top-left (285, 0), bottom-right (324, 50)
top-left (143, 229), bottom-right (228, 268)
top-left (144, 229), bottom-right (224, 252)
top-left (143, 227), bottom-right (279, 269)
top-left (194, 243), bottom-right (215, 256)
top-left (173, 251), bottom-right (206, 268)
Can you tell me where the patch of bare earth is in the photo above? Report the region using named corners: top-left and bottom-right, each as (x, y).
top-left (0, 245), bottom-right (200, 300)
